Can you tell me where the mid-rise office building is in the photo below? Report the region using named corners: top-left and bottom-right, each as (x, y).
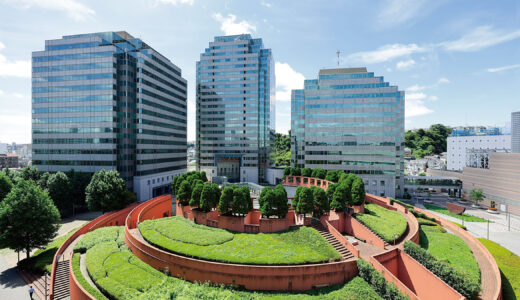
top-left (447, 127), bottom-right (510, 171)
top-left (291, 68), bottom-right (404, 197)
top-left (196, 34), bottom-right (275, 183)
top-left (512, 111), bottom-right (520, 153)
top-left (32, 31), bottom-right (187, 201)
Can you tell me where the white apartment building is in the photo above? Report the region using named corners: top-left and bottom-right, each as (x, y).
top-left (447, 134), bottom-right (511, 171)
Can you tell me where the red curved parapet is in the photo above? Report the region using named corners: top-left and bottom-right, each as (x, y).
top-left (414, 207), bottom-right (502, 300)
top-left (49, 202), bottom-right (139, 300)
top-left (446, 202), bottom-right (466, 215)
top-left (68, 251), bottom-right (95, 300)
top-left (125, 195), bottom-right (358, 291)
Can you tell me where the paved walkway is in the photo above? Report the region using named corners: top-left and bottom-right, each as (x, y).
top-left (0, 254), bottom-right (40, 300)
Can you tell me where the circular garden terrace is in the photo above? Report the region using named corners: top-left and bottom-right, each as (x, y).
top-left (48, 172), bottom-right (502, 300)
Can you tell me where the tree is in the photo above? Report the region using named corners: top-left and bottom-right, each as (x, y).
top-left (326, 183), bottom-right (337, 204)
top-left (470, 189), bottom-right (484, 206)
top-left (293, 186), bottom-right (304, 209)
top-left (259, 188), bottom-right (275, 218)
top-left (330, 183), bottom-right (348, 211)
top-left (272, 132), bottom-right (291, 166)
top-left (240, 185), bottom-right (252, 211)
top-left (47, 171), bottom-right (72, 211)
top-left (176, 180), bottom-right (192, 205)
top-left (273, 184), bottom-right (288, 218)
top-left (20, 166), bottom-right (40, 182)
top-left (301, 168), bottom-right (312, 177)
top-left (311, 168), bottom-right (326, 179)
top-left (283, 167), bottom-right (292, 177)
top-left (85, 170), bottom-right (130, 212)
top-left (231, 187), bottom-right (249, 216)
top-left (2, 167), bottom-right (18, 183)
top-left (189, 182), bottom-right (204, 207)
top-left (37, 172), bottom-right (51, 191)
top-left (312, 186), bottom-right (329, 216)
top-left (218, 186), bottom-right (234, 214)
top-left (350, 177), bottom-right (366, 206)
top-left (0, 180), bottom-right (60, 258)
top-left (0, 173), bottom-right (13, 202)
top-left (67, 170), bottom-right (92, 207)
top-left (290, 167), bottom-right (301, 176)
top-left (199, 183), bottom-right (220, 212)
top-left (296, 187), bottom-right (314, 217)
top-left (200, 171), bottom-right (208, 182)
top-left (325, 170), bottom-right (341, 182)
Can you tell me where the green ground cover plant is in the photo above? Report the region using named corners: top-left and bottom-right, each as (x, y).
top-left (356, 259), bottom-right (408, 300)
top-left (405, 241), bottom-right (480, 299)
top-left (18, 228), bottom-right (78, 273)
top-left (478, 238), bottom-right (520, 300)
top-left (77, 226), bottom-right (382, 299)
top-left (423, 204), bottom-right (488, 222)
top-left (73, 226), bottom-right (124, 253)
top-left (354, 203), bottom-right (407, 243)
top-left (450, 221), bottom-right (467, 230)
top-left (419, 225), bottom-right (480, 285)
top-left (72, 253), bottom-right (108, 300)
top-left (139, 216), bottom-right (340, 265)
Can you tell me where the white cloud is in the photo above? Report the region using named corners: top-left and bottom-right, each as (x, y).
top-left (377, 0), bottom-right (429, 27)
top-left (487, 63), bottom-right (520, 73)
top-left (437, 77), bottom-right (450, 84)
top-left (5, 0), bottom-right (95, 21)
top-left (275, 62), bottom-right (304, 102)
top-left (0, 43), bottom-right (30, 78)
top-left (155, 0), bottom-right (194, 5)
top-left (406, 84), bottom-right (425, 92)
top-left (345, 43), bottom-right (426, 64)
top-left (396, 59), bottom-right (416, 70)
top-left (260, 1), bottom-right (272, 8)
top-left (441, 26), bottom-right (520, 52)
top-left (428, 95), bottom-right (438, 101)
top-left (212, 13), bottom-right (256, 35)
top-left (406, 96), bottom-right (433, 117)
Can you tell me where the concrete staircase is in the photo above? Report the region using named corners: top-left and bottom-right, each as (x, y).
top-left (311, 223), bottom-right (355, 260)
top-left (53, 260), bottom-right (70, 300)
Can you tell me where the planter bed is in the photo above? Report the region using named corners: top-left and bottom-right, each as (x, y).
top-left (424, 204), bottom-right (488, 222)
top-left (354, 203), bottom-right (407, 243)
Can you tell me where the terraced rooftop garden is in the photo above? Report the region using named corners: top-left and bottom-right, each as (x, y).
top-left (138, 216), bottom-right (341, 265)
top-left (424, 204), bottom-right (488, 222)
top-left (73, 226), bottom-right (382, 300)
top-left (354, 203), bottom-right (407, 243)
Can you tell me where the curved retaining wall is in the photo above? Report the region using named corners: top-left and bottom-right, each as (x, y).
top-left (68, 252), bottom-right (95, 300)
top-left (126, 195), bottom-right (358, 291)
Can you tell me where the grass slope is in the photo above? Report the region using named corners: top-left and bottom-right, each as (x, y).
top-left (18, 227), bottom-right (79, 273)
top-left (478, 239), bottom-right (520, 300)
top-left (139, 216), bottom-right (341, 265)
top-left (424, 204), bottom-right (488, 222)
top-left (72, 253), bottom-right (108, 300)
top-left (354, 203), bottom-right (407, 243)
top-left (77, 226), bottom-right (382, 300)
top-left (419, 225), bottom-right (480, 284)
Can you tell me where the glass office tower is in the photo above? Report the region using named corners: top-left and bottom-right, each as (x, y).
top-left (32, 31), bottom-right (187, 201)
top-left (196, 34), bottom-right (275, 183)
top-left (291, 68), bottom-right (404, 197)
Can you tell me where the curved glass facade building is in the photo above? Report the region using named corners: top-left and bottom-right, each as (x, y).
top-left (32, 31), bottom-right (187, 201)
top-left (291, 68), bottom-right (404, 197)
top-left (196, 35), bottom-right (275, 183)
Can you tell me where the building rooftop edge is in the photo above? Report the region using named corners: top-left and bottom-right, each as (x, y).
top-left (319, 67), bottom-right (368, 75)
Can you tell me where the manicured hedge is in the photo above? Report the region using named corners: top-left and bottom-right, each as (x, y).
top-left (354, 203), bottom-right (407, 243)
top-left (139, 216), bottom-right (341, 265)
top-left (450, 221), bottom-right (467, 230)
top-left (424, 204), bottom-right (488, 222)
top-left (416, 217), bottom-right (438, 226)
top-left (356, 259), bottom-right (408, 300)
top-left (404, 241), bottom-right (480, 299)
top-left (389, 198), bottom-right (414, 209)
top-left (478, 238), bottom-right (520, 300)
top-left (72, 253), bottom-right (108, 300)
top-left (74, 226), bottom-right (124, 253)
top-left (151, 216), bottom-right (233, 246)
top-left (419, 225), bottom-right (480, 284)
top-left (78, 226), bottom-right (381, 299)
top-left (410, 209), bottom-right (437, 222)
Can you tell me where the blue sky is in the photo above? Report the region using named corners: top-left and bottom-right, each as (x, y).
top-left (0, 0), bottom-right (519, 143)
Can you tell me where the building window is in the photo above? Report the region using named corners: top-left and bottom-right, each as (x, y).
top-left (147, 180), bottom-right (150, 185)
top-left (152, 179), bottom-right (155, 184)
top-left (372, 180), bottom-right (377, 186)
top-left (380, 181), bottom-right (385, 186)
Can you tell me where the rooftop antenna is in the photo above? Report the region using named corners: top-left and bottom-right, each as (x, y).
top-left (336, 50), bottom-right (341, 67)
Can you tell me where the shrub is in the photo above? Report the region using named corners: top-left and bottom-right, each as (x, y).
top-left (389, 198), bottom-right (414, 209)
top-left (410, 209), bottom-right (437, 222)
top-left (404, 241), bottom-right (480, 299)
top-left (356, 259), bottom-right (408, 300)
top-left (451, 221), bottom-right (467, 230)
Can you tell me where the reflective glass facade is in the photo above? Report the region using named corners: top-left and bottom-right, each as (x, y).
top-left (32, 31), bottom-right (187, 201)
top-left (196, 34), bottom-right (275, 183)
top-left (291, 68), bottom-right (404, 197)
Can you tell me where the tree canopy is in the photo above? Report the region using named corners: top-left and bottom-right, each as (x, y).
top-left (199, 183), bottom-right (221, 212)
top-left (296, 187), bottom-right (314, 216)
top-left (218, 186), bottom-right (234, 214)
top-left (0, 172), bottom-right (13, 202)
top-left (189, 182), bottom-right (204, 207)
top-left (85, 169), bottom-right (131, 212)
top-left (405, 124), bottom-right (452, 158)
top-left (177, 180), bottom-right (192, 205)
top-left (350, 177), bottom-right (366, 206)
top-left (47, 171), bottom-right (72, 211)
top-left (311, 168), bottom-right (326, 179)
top-left (20, 166), bottom-right (40, 182)
top-left (0, 180), bottom-right (60, 258)
top-left (312, 186), bottom-right (329, 216)
top-left (259, 185), bottom-right (288, 218)
top-left (271, 132), bottom-right (291, 166)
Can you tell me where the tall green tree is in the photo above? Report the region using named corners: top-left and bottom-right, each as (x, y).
top-left (0, 180), bottom-right (60, 258)
top-left (37, 172), bottom-right (51, 191)
top-left (283, 167), bottom-right (292, 177)
top-left (259, 188), bottom-right (275, 218)
top-left (0, 172), bottom-right (13, 202)
top-left (301, 168), bottom-right (312, 177)
top-left (20, 166), bottom-right (40, 182)
top-left (218, 186), bottom-right (234, 214)
top-left (330, 183), bottom-right (348, 211)
top-left (290, 167), bottom-right (301, 176)
top-left (85, 169), bottom-right (130, 212)
top-left (296, 187), bottom-right (314, 217)
top-left (325, 170), bottom-right (341, 182)
top-left (189, 182), bottom-right (204, 207)
top-left (350, 177), bottom-right (366, 206)
top-left (273, 184), bottom-right (288, 218)
top-left (312, 186), bottom-right (329, 216)
top-left (292, 186), bottom-right (304, 209)
top-left (326, 183), bottom-right (337, 204)
top-left (47, 171), bottom-right (72, 211)
top-left (311, 168), bottom-right (326, 179)
top-left (2, 167), bottom-right (18, 183)
top-left (176, 180), bottom-right (192, 205)
top-left (199, 183), bottom-right (220, 212)
top-left (231, 188), bottom-right (249, 216)
top-left (240, 185), bottom-right (252, 211)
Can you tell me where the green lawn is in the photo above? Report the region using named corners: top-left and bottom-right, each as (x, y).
top-left (354, 203), bottom-right (407, 243)
top-left (138, 216), bottom-right (341, 265)
top-left (478, 239), bottom-right (520, 300)
top-left (419, 225), bottom-right (480, 284)
top-left (17, 227), bottom-right (79, 273)
top-left (424, 204), bottom-right (488, 222)
top-left (77, 226), bottom-right (382, 300)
